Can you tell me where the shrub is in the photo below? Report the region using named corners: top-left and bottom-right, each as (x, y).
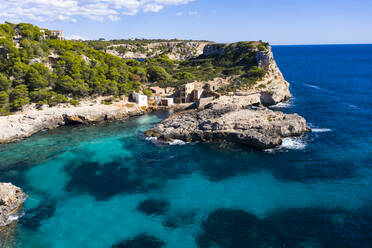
top-left (0, 73), bottom-right (11, 91)
top-left (10, 84), bottom-right (30, 110)
top-left (222, 67), bottom-right (244, 76)
top-left (245, 66), bottom-right (266, 78)
top-left (30, 88), bottom-right (50, 102)
top-left (48, 92), bottom-right (68, 106)
top-left (70, 99), bottom-right (79, 106)
top-left (146, 66), bottom-right (170, 82)
top-left (174, 72), bottom-right (194, 81)
top-left (26, 67), bottom-right (48, 89)
top-left (143, 89), bottom-right (152, 97)
top-left (258, 45), bottom-right (266, 51)
top-left (0, 91), bottom-right (9, 108)
top-left (125, 59), bottom-right (140, 66)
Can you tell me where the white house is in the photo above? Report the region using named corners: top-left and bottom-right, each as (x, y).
top-left (132, 93), bottom-right (148, 108)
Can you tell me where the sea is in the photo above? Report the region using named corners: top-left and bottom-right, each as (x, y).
top-left (0, 44), bottom-right (371, 248)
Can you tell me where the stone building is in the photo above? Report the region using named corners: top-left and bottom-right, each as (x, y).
top-left (161, 98), bottom-right (174, 106)
top-left (40, 28), bottom-right (64, 40)
top-left (175, 82), bottom-right (206, 103)
top-left (150, 86), bottom-right (165, 95)
top-left (132, 93), bottom-right (148, 108)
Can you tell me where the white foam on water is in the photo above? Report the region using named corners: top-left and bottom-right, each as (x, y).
top-left (145, 136), bottom-right (187, 146)
top-left (312, 128), bottom-right (332, 133)
top-left (168, 139), bottom-right (187, 146)
top-left (280, 137), bottom-right (307, 150)
top-left (145, 136), bottom-right (157, 141)
top-left (304, 83), bottom-right (321, 90)
top-left (308, 123), bottom-right (332, 133)
top-left (8, 212), bottom-right (25, 221)
top-left (270, 100), bottom-right (293, 108)
top-left (348, 104), bottom-right (361, 110)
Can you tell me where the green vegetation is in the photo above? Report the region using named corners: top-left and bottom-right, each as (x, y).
top-left (0, 22), bottom-right (269, 115)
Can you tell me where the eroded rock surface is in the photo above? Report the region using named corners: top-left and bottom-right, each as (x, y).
top-left (0, 100), bottom-right (144, 144)
top-left (0, 183), bottom-right (27, 227)
top-left (146, 97), bottom-right (310, 149)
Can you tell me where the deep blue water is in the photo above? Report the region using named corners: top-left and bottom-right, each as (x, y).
top-left (0, 45), bottom-right (372, 248)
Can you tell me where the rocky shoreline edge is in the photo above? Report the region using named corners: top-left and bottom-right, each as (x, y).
top-left (0, 44), bottom-right (311, 232)
top-left (144, 47), bottom-right (311, 150)
top-left (0, 98), bottom-right (148, 144)
top-left (0, 183), bottom-right (27, 229)
top-left (145, 95), bottom-right (311, 150)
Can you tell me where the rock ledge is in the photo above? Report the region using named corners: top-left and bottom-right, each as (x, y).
top-left (146, 97), bottom-right (310, 149)
top-left (0, 183), bottom-right (27, 228)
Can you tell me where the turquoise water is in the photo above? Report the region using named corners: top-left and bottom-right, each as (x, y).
top-left (0, 45), bottom-right (372, 247)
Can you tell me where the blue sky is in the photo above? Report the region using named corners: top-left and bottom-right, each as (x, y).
top-left (0, 0), bottom-right (371, 44)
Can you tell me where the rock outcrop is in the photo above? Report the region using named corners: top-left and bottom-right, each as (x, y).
top-left (0, 100), bottom-right (144, 144)
top-left (146, 97), bottom-right (310, 149)
top-left (234, 46), bottom-right (291, 105)
top-left (145, 43), bottom-right (308, 149)
top-left (0, 183), bottom-right (27, 227)
top-left (107, 41), bottom-right (211, 60)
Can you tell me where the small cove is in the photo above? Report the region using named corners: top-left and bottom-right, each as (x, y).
top-left (0, 44), bottom-right (371, 248)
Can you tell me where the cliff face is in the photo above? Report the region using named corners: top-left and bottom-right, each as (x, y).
top-left (108, 41), bottom-right (291, 105)
top-left (144, 43), bottom-right (310, 149)
top-left (254, 46), bottom-right (291, 104)
top-left (234, 45), bottom-right (291, 105)
top-left (107, 41), bottom-right (211, 60)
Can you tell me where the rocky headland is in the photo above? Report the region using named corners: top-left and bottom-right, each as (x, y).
top-left (145, 45), bottom-right (310, 149)
top-left (0, 39), bottom-right (309, 149)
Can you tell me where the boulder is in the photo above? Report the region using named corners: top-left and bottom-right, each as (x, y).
top-left (0, 183), bottom-right (27, 227)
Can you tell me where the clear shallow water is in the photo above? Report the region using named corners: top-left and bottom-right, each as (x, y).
top-left (0, 45), bottom-right (372, 248)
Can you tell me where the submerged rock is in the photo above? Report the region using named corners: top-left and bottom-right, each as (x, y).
top-left (112, 234), bottom-right (165, 248)
top-left (146, 97), bottom-right (310, 150)
top-left (137, 199), bottom-right (170, 216)
top-left (0, 183), bottom-right (27, 227)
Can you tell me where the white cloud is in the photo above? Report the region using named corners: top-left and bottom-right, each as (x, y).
top-left (0, 0), bottom-right (196, 22)
top-left (176, 12), bottom-right (183, 16)
top-left (68, 35), bottom-right (85, 40)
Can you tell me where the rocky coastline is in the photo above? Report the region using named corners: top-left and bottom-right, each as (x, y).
top-left (0, 183), bottom-right (27, 228)
top-left (0, 43), bottom-right (310, 149)
top-left (146, 96), bottom-right (310, 150)
top-left (0, 98), bottom-right (145, 144)
top-left (145, 46), bottom-right (311, 149)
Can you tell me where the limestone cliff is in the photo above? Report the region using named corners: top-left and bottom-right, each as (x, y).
top-left (107, 41), bottom-right (211, 60)
top-left (254, 46), bottom-right (291, 104)
top-left (145, 43), bottom-right (310, 149)
top-left (231, 45), bottom-right (291, 105)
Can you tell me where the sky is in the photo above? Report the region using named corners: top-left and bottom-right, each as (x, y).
top-left (0, 0), bottom-right (371, 45)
